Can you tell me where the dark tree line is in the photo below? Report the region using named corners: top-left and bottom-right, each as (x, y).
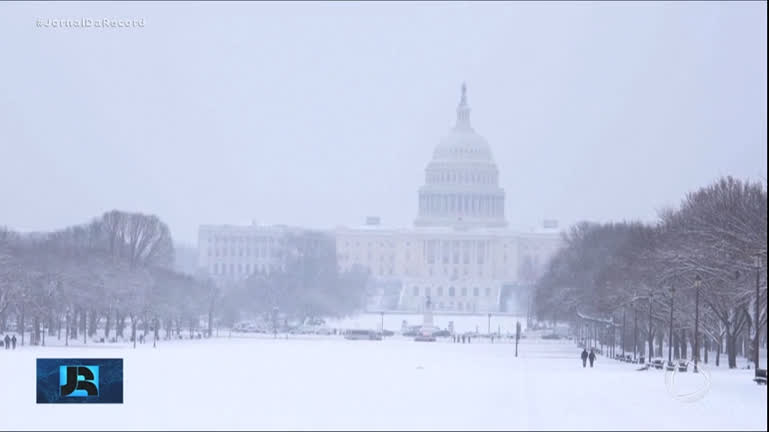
top-left (1, 214), bottom-right (371, 347)
top-left (534, 177), bottom-right (767, 368)
top-left (0, 210), bottom-right (214, 347)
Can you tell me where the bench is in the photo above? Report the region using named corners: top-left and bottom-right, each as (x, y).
top-left (677, 361), bottom-right (688, 372)
top-left (754, 369), bottom-right (767, 385)
top-left (665, 361), bottom-right (676, 371)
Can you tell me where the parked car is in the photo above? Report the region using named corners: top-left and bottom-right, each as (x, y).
top-left (432, 329), bottom-right (451, 338)
top-left (402, 325), bottom-right (422, 337)
top-left (289, 325), bottom-right (318, 335)
top-left (414, 328), bottom-right (437, 342)
top-left (344, 329), bottom-right (381, 341)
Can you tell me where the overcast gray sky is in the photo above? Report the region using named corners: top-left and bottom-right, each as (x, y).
top-left (0, 1), bottom-right (766, 245)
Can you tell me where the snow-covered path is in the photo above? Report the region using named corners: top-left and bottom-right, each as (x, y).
top-left (0, 336), bottom-right (765, 430)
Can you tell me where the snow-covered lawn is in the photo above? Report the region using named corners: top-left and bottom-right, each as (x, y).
top-left (0, 333), bottom-right (765, 430)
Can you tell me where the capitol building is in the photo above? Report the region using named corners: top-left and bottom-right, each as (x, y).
top-left (198, 85), bottom-right (563, 314)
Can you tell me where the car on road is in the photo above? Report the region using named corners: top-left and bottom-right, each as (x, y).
top-left (402, 325), bottom-right (422, 337)
top-left (344, 329), bottom-right (382, 341)
top-left (414, 328), bottom-right (437, 342)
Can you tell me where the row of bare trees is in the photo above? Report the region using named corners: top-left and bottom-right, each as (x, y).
top-left (219, 231), bottom-right (370, 327)
top-left (0, 210), bottom-right (215, 347)
top-left (534, 176), bottom-right (767, 368)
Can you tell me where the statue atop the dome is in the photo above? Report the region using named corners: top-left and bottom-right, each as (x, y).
top-left (456, 82), bottom-right (471, 129)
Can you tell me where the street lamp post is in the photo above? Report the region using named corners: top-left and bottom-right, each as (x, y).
top-left (632, 290), bottom-right (638, 361)
top-left (754, 253), bottom-right (763, 377)
top-left (647, 291), bottom-right (654, 359)
top-left (380, 311), bottom-right (384, 334)
top-left (668, 285), bottom-right (675, 365)
top-left (272, 306), bottom-right (279, 339)
top-left (694, 275), bottom-right (702, 373)
top-left (487, 313), bottom-right (491, 336)
top-left (633, 306), bottom-right (638, 361)
top-left (622, 307), bottom-right (626, 358)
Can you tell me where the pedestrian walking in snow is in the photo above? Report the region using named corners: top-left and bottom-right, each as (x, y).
top-left (589, 349), bottom-right (596, 368)
top-left (581, 348), bottom-right (588, 368)
top-left (11, 335), bottom-right (17, 349)
top-left (3, 334), bottom-right (10, 350)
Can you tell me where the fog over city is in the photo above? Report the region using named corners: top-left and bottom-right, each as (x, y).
top-left (1, 2), bottom-right (765, 244)
top-left (1, 2), bottom-right (768, 430)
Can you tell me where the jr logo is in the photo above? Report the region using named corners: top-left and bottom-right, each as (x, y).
top-left (60, 365), bottom-right (99, 397)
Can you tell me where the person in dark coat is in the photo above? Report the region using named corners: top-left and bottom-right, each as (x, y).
top-left (3, 334), bottom-right (10, 350)
top-left (11, 335), bottom-right (17, 349)
top-left (589, 349), bottom-right (596, 368)
top-left (581, 348), bottom-right (589, 368)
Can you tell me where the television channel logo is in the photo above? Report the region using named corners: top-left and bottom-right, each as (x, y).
top-left (37, 358), bottom-right (123, 404)
top-left (60, 365), bottom-right (99, 397)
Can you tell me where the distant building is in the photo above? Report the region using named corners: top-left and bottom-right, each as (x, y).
top-left (197, 224), bottom-right (297, 284)
top-left (198, 84), bottom-right (563, 313)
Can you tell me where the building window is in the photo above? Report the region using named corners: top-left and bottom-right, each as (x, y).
top-left (473, 287), bottom-right (479, 296)
top-left (442, 241), bottom-right (449, 264)
top-left (485, 287), bottom-right (491, 297)
top-left (461, 287), bottom-right (467, 297)
top-left (449, 287), bottom-right (455, 297)
top-left (437, 286), bottom-right (443, 296)
top-left (413, 286), bottom-right (419, 296)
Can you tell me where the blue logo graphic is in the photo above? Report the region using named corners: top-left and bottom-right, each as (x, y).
top-left (37, 358), bottom-right (123, 404)
top-left (60, 365), bottom-right (99, 397)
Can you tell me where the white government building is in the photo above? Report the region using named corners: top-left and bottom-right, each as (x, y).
top-left (198, 84), bottom-right (563, 314)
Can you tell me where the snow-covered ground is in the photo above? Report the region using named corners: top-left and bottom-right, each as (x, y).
top-left (0, 331), bottom-right (765, 430)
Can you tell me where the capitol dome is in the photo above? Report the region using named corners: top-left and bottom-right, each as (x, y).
top-left (414, 84), bottom-right (507, 229)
